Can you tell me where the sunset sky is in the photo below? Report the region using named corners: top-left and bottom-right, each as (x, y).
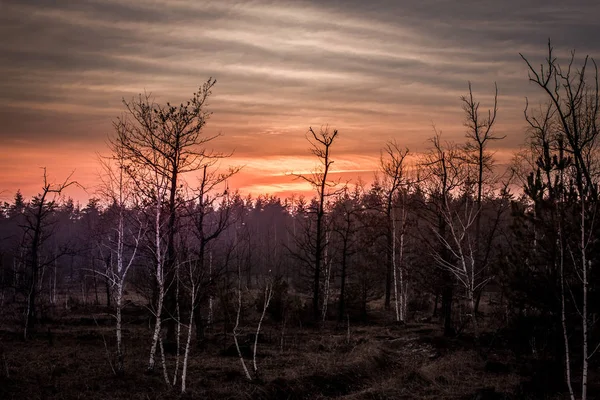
top-left (1, 0), bottom-right (599, 204)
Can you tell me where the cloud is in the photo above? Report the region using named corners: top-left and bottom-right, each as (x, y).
top-left (0, 0), bottom-right (599, 200)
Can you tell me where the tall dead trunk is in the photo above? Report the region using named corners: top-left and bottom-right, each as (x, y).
top-left (25, 191), bottom-right (47, 337)
top-left (295, 127), bottom-right (338, 322)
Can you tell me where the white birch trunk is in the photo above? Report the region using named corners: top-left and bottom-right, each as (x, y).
top-left (115, 284), bottom-right (124, 374)
top-left (181, 283), bottom-right (195, 393)
top-left (148, 285), bottom-right (164, 372)
top-left (233, 261), bottom-right (252, 381)
top-left (148, 200), bottom-right (165, 373)
top-left (158, 338), bottom-right (171, 385)
top-left (253, 282), bottom-right (273, 375)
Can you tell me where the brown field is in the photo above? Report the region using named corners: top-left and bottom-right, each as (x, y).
top-left (0, 296), bottom-right (585, 400)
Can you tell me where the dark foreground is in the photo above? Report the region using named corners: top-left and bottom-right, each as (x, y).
top-left (0, 302), bottom-right (597, 400)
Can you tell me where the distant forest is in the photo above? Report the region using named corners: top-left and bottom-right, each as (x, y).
top-left (0, 42), bottom-right (598, 399)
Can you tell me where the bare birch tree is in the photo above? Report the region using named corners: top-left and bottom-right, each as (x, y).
top-left (118, 78), bottom-right (228, 347)
top-left (115, 79), bottom-right (233, 373)
top-left (98, 128), bottom-right (145, 375)
top-left (421, 131), bottom-right (464, 336)
top-left (191, 165), bottom-right (239, 347)
top-left (379, 140), bottom-right (410, 317)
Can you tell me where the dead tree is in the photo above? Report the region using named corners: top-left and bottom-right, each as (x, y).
top-left (98, 131), bottom-right (145, 375)
top-left (191, 165), bottom-right (239, 347)
top-left (460, 82), bottom-right (503, 312)
top-left (421, 131), bottom-right (463, 337)
top-left (379, 140), bottom-right (410, 315)
top-left (117, 78), bottom-right (228, 347)
top-left (331, 187), bottom-right (362, 322)
top-left (115, 78), bottom-right (234, 372)
top-left (294, 126), bottom-right (339, 322)
top-left (432, 177), bottom-right (486, 330)
top-left (22, 169), bottom-right (77, 339)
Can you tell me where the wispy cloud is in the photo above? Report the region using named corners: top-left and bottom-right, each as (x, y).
top-left (0, 0), bottom-right (599, 199)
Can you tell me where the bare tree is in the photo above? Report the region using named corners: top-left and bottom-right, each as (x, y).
top-left (461, 82), bottom-right (503, 312)
top-left (379, 140), bottom-right (410, 316)
top-left (462, 82), bottom-right (501, 209)
top-left (22, 169), bottom-right (78, 339)
top-left (432, 176), bottom-right (485, 328)
top-left (117, 78), bottom-right (228, 347)
top-left (420, 131), bottom-right (464, 336)
top-left (331, 187), bottom-right (362, 321)
top-left (98, 130), bottom-right (145, 375)
top-left (294, 126), bottom-right (340, 322)
top-left (115, 79), bottom-right (234, 373)
top-left (392, 189), bottom-right (409, 322)
top-left (191, 165), bottom-right (240, 347)
top-left (180, 167), bottom-right (238, 393)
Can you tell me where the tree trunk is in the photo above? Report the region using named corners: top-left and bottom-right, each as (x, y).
top-left (147, 285), bottom-right (164, 372)
top-left (26, 197), bottom-right (45, 337)
top-left (392, 214), bottom-right (400, 321)
top-left (321, 231), bottom-right (331, 322)
top-left (181, 287), bottom-right (195, 393)
top-left (313, 209), bottom-right (323, 321)
top-left (233, 262), bottom-right (252, 381)
top-left (253, 283), bottom-right (273, 378)
top-left (116, 285), bottom-right (124, 375)
top-left (338, 245), bottom-right (347, 322)
top-left (581, 201), bottom-right (589, 400)
top-left (385, 213), bottom-right (393, 310)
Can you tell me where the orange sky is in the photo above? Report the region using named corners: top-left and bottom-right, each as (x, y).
top-left (1, 0), bottom-right (599, 204)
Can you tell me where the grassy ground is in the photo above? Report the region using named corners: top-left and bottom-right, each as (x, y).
top-left (0, 300), bottom-right (580, 399)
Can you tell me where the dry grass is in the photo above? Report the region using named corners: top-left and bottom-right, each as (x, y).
top-left (0, 303), bottom-right (557, 400)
